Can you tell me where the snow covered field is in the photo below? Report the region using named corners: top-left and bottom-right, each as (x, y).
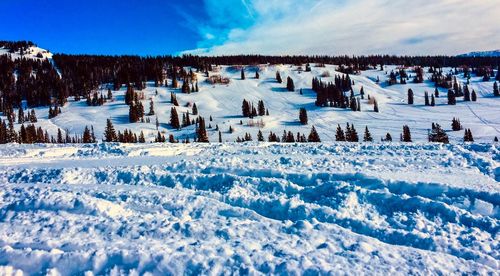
top-left (0, 142), bottom-right (498, 274)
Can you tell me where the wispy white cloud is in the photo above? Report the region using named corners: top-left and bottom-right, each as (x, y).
top-left (185, 0), bottom-right (500, 55)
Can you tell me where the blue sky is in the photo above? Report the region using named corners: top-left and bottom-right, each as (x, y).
top-left (1, 0), bottom-right (499, 56)
top-left (0, 0), bottom-right (205, 55)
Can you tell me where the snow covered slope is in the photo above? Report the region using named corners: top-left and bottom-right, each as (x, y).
top-left (2, 63), bottom-right (498, 143)
top-left (0, 45), bottom-right (53, 60)
top-left (459, 50), bottom-right (500, 57)
top-left (0, 142), bottom-right (498, 274)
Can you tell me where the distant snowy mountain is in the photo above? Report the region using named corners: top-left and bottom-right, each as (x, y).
top-left (458, 50), bottom-right (500, 57)
top-left (0, 44), bottom-right (53, 60)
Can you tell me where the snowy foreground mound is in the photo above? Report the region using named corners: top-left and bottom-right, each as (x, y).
top-left (0, 143), bottom-right (498, 275)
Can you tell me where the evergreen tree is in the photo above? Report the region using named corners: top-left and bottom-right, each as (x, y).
top-left (347, 124), bottom-right (359, 142)
top-left (255, 70), bottom-right (260, 79)
top-left (402, 125), bottom-right (412, 142)
top-left (286, 77), bottom-right (295, 91)
top-left (448, 90), bottom-right (456, 105)
top-left (494, 81), bottom-right (499, 97)
top-left (257, 130), bottom-right (264, 142)
top-left (424, 91), bottom-right (430, 106)
top-left (242, 99), bottom-right (251, 117)
top-left (463, 128), bottom-right (474, 142)
top-left (431, 94), bottom-right (435, 106)
top-left (335, 124), bottom-right (345, 141)
top-left (218, 131), bottom-right (222, 143)
top-left (170, 107), bottom-right (180, 129)
top-left (258, 100), bottom-right (265, 116)
top-left (57, 128), bottom-right (64, 143)
top-left (471, 90), bottom-right (477, 101)
top-left (299, 108), bottom-right (308, 125)
top-left (148, 99), bottom-right (155, 115)
top-left (434, 87), bottom-right (439, 98)
top-left (197, 117), bottom-right (209, 142)
top-left (18, 107), bottom-right (24, 124)
top-left (408, 89), bottom-right (414, 104)
top-left (241, 68), bottom-right (245, 80)
top-left (138, 131), bottom-right (146, 143)
top-left (307, 126), bottom-right (321, 142)
top-left (360, 86), bottom-right (365, 99)
top-left (83, 126), bottom-right (92, 143)
top-left (363, 126), bottom-right (373, 142)
top-left (385, 133), bottom-right (393, 142)
top-left (428, 123), bottom-right (449, 143)
top-left (107, 89), bottom-right (113, 100)
top-left (192, 103), bottom-right (198, 115)
top-left (451, 117), bottom-right (462, 131)
top-left (374, 99), bottom-right (379, 112)
top-left (276, 71), bottom-right (282, 83)
top-left (104, 119), bottom-right (117, 142)
top-left (129, 103), bottom-right (138, 123)
top-left (464, 85), bottom-right (470, 101)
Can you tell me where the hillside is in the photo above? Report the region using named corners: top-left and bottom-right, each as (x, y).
top-left (0, 45), bottom-right (498, 143)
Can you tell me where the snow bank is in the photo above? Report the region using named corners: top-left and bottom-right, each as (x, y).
top-left (0, 143), bottom-right (498, 274)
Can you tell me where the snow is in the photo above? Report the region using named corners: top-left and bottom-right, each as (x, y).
top-left (1, 61), bottom-right (498, 143)
top-left (0, 46), bottom-right (53, 60)
top-left (0, 142), bottom-right (498, 274)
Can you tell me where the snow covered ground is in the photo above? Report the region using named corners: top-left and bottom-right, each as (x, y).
top-left (0, 142), bottom-right (498, 274)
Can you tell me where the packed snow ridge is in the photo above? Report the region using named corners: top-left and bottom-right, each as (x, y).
top-left (0, 142), bottom-right (498, 274)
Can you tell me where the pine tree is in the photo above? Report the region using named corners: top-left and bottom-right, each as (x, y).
top-left (107, 89), bottom-right (113, 100)
top-left (428, 123), bottom-right (449, 143)
top-left (170, 107), bottom-right (180, 129)
top-left (463, 129), bottom-right (474, 142)
top-left (276, 71), bottom-right (282, 83)
top-left (104, 119), bottom-right (117, 142)
top-left (57, 128), bottom-right (64, 143)
top-left (471, 90), bottom-right (477, 101)
top-left (448, 90), bottom-right (456, 105)
top-left (83, 126), bottom-right (92, 143)
top-left (18, 107), bottom-right (24, 124)
top-left (257, 130), bottom-right (264, 142)
top-left (424, 91), bottom-right (430, 106)
top-left (129, 103), bottom-right (138, 123)
top-left (373, 99), bottom-right (379, 112)
top-left (431, 94), bottom-right (435, 106)
top-left (402, 125), bottom-right (412, 142)
top-left (218, 131), bottom-right (222, 143)
top-left (335, 124), bottom-right (345, 141)
top-left (241, 68), bottom-right (245, 80)
top-left (434, 87), bottom-right (439, 98)
top-left (286, 77), bottom-right (295, 91)
top-left (192, 103), bottom-right (198, 115)
top-left (148, 99), bottom-right (155, 115)
top-left (452, 117), bottom-right (462, 131)
top-left (197, 117), bottom-right (209, 142)
top-left (242, 99), bottom-right (251, 117)
top-left (299, 108), bottom-right (308, 125)
top-left (255, 70), bottom-right (260, 79)
top-left (408, 89), bottom-right (414, 104)
top-left (307, 126), bottom-right (321, 142)
top-left (258, 100), bottom-right (265, 116)
top-left (360, 86), bottom-right (365, 99)
top-left (363, 126), bottom-right (373, 142)
top-left (464, 85), bottom-right (470, 101)
top-left (138, 131), bottom-right (146, 143)
top-left (494, 81), bottom-right (499, 97)
top-left (385, 133), bottom-right (392, 142)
